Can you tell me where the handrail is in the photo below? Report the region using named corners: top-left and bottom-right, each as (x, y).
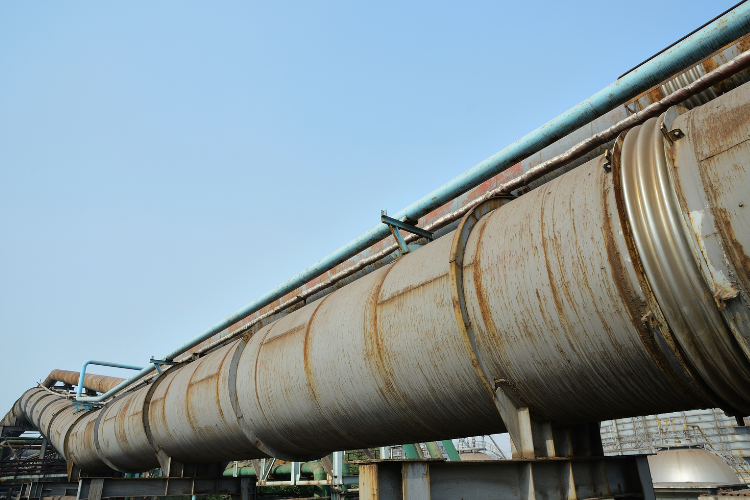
top-left (76, 1), bottom-right (750, 403)
top-left (75, 360), bottom-right (144, 399)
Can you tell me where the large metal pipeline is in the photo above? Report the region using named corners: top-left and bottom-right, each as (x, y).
top-left (73, 5), bottom-right (750, 405)
top-left (9, 81), bottom-right (750, 474)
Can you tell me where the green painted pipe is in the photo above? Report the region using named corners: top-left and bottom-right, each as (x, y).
top-left (402, 444), bottom-right (422, 459)
top-left (404, 441), bottom-right (460, 460)
top-left (441, 440), bottom-right (461, 461)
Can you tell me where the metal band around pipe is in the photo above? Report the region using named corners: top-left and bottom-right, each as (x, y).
top-left (32, 398), bottom-right (59, 436)
top-left (30, 397), bottom-right (55, 429)
top-left (141, 361), bottom-right (188, 472)
top-left (610, 128), bottom-right (728, 411)
top-left (92, 392), bottom-right (137, 473)
top-left (227, 334), bottom-right (309, 462)
top-left (43, 403), bottom-right (73, 447)
top-left (21, 389), bottom-right (44, 417)
top-left (61, 408), bottom-right (95, 462)
top-left (241, 319), bottom-right (329, 462)
top-left (448, 194), bottom-right (555, 458)
top-left (26, 393), bottom-right (55, 430)
top-left (448, 195), bottom-right (515, 398)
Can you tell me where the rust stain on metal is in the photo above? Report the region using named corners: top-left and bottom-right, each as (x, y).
top-left (702, 57), bottom-right (720, 75)
top-left (375, 273), bottom-right (447, 306)
top-left (539, 191), bottom-right (575, 344)
top-left (448, 196), bottom-right (514, 403)
top-left (736, 34), bottom-right (750, 55)
top-left (715, 206), bottom-right (750, 291)
top-left (262, 324), bottom-right (305, 344)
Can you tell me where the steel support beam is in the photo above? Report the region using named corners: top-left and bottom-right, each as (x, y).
top-left (75, 477), bottom-right (255, 500)
top-left (0, 477), bottom-right (255, 500)
top-left (359, 456), bottom-right (655, 500)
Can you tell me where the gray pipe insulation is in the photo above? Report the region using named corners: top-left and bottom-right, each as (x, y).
top-left (9, 82), bottom-right (750, 474)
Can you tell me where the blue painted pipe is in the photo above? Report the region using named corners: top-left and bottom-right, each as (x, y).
top-left (75, 360), bottom-right (144, 399)
top-left (77, 2), bottom-right (750, 403)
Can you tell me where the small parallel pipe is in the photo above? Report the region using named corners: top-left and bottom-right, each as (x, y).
top-left (78, 3), bottom-right (750, 402)
top-left (498, 48), bottom-right (750, 193)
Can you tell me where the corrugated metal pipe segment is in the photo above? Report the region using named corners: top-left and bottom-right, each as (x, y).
top-left (10, 81), bottom-right (750, 473)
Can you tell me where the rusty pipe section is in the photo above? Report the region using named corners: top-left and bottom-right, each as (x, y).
top-left (42, 369), bottom-right (125, 395)
top-left (12, 82), bottom-right (750, 473)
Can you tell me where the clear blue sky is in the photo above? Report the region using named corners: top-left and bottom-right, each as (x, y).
top-left (0, 1), bottom-right (738, 418)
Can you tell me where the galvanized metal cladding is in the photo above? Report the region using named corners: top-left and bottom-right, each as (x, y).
top-left (7, 81), bottom-right (750, 474)
top-left (617, 102), bottom-right (750, 415)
